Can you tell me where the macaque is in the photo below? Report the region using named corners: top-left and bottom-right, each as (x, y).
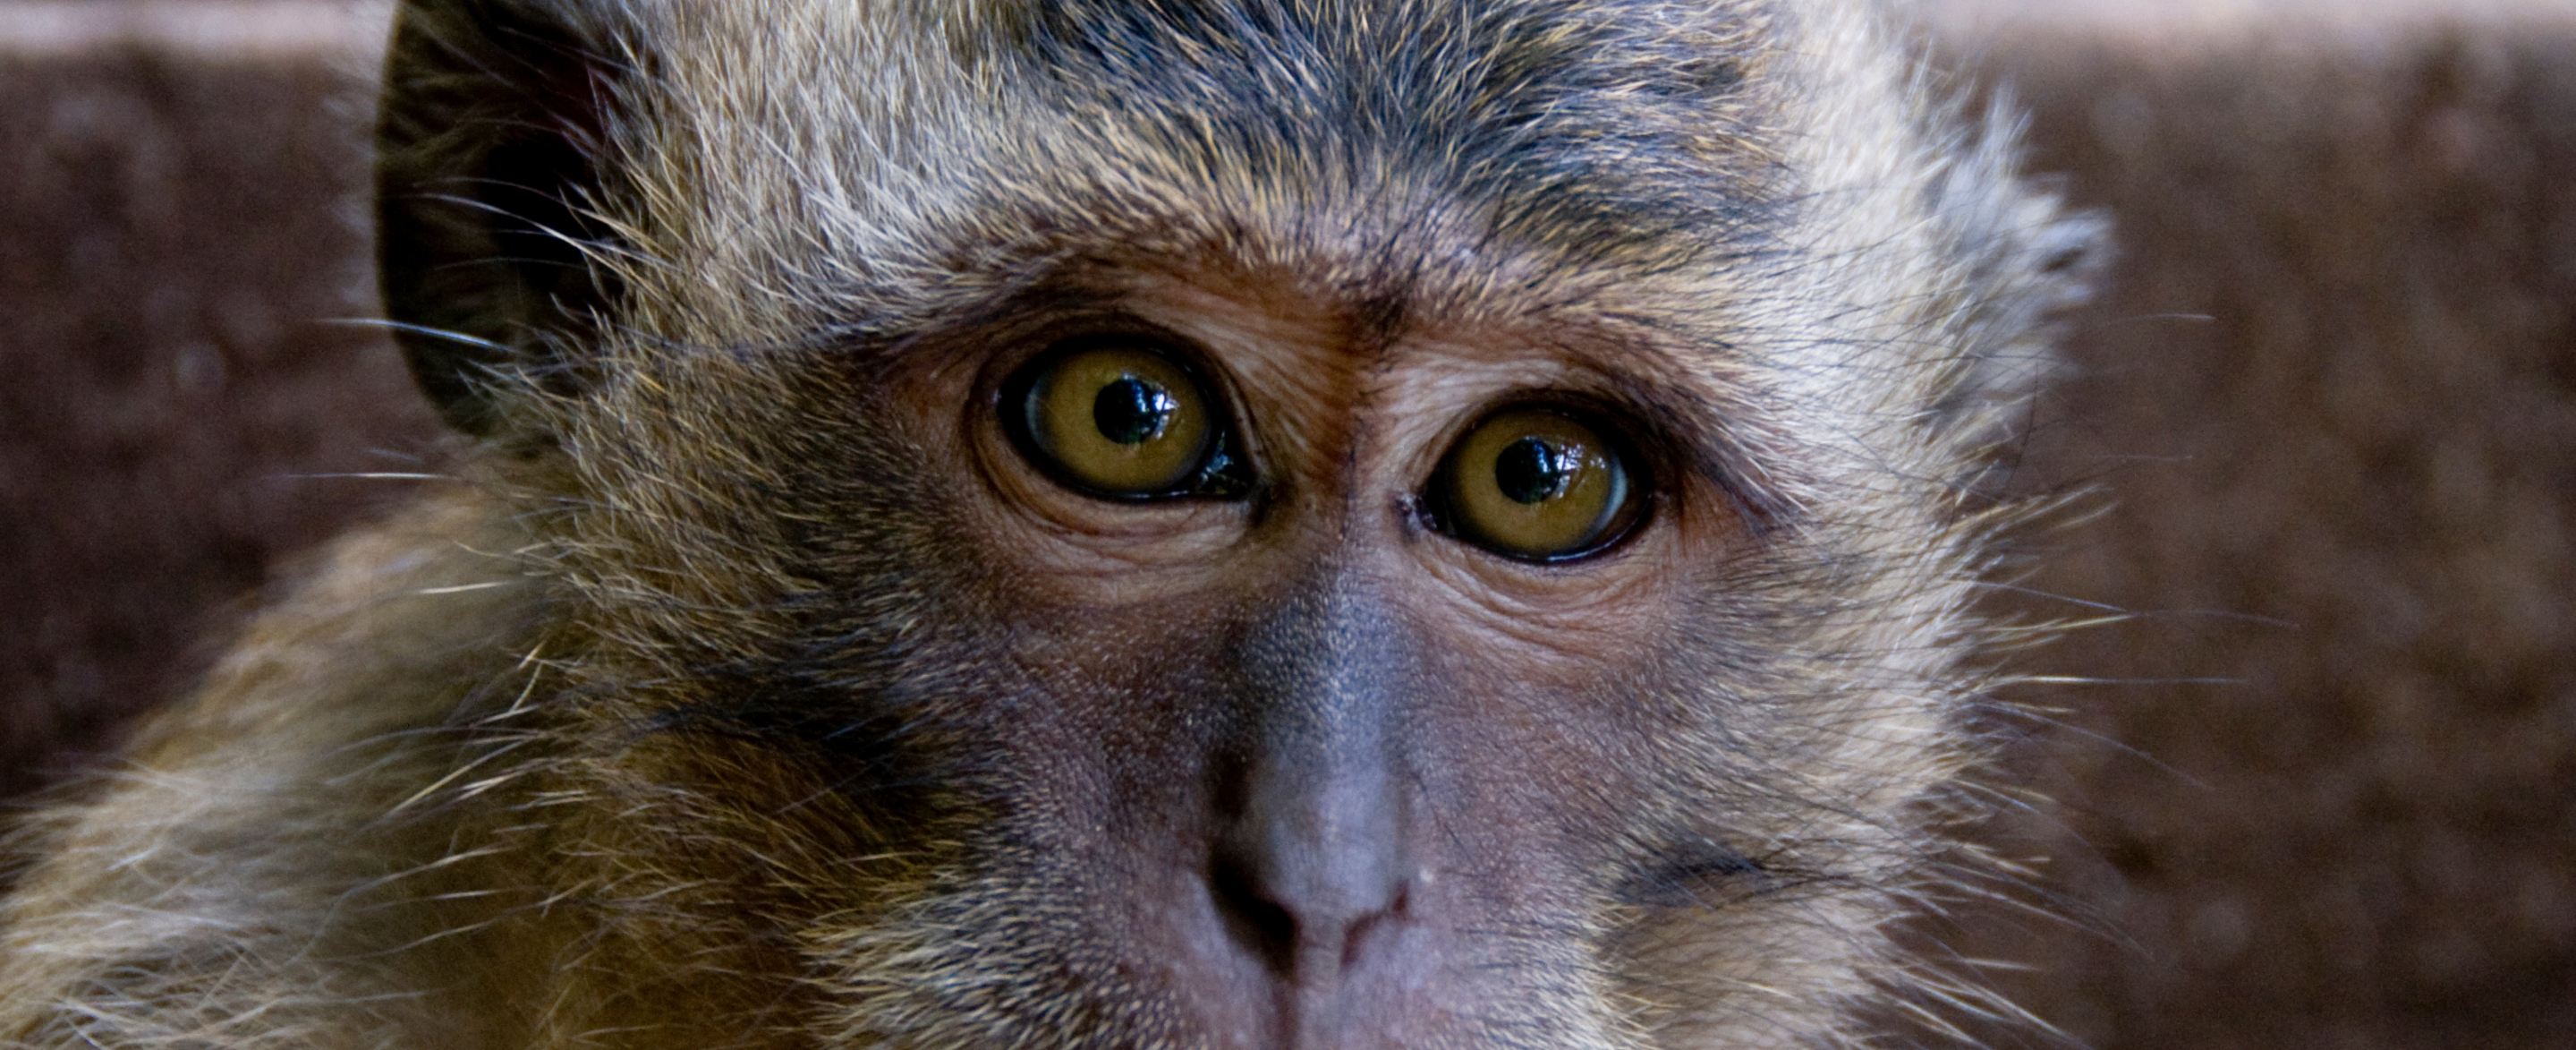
top-left (0, 0), bottom-right (2095, 1046)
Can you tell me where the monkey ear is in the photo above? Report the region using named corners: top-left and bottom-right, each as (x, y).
top-left (1922, 104), bottom-right (2112, 440)
top-left (377, 0), bottom-right (631, 439)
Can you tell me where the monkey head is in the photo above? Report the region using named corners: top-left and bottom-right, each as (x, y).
top-left (368, 0), bottom-right (2100, 1046)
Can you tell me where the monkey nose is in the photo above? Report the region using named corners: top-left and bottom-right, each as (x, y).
top-left (1211, 754), bottom-right (1416, 984)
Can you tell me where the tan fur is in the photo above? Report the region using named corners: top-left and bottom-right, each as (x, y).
top-left (0, 0), bottom-right (2096, 1046)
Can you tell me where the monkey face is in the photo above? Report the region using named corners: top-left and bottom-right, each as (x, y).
top-left (871, 269), bottom-right (1752, 1046)
top-left (358, 0), bottom-right (2097, 1046)
top-left (532, 243), bottom-right (1945, 1048)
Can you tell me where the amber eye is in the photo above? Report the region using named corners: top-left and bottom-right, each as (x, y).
top-left (1006, 342), bottom-right (1247, 499)
top-left (1428, 407), bottom-right (1645, 561)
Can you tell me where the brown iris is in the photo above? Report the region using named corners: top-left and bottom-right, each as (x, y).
top-left (1012, 344), bottom-right (1234, 498)
top-left (1431, 407), bottom-right (1643, 560)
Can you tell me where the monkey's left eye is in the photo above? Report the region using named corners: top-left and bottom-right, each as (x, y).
top-left (1424, 406), bottom-right (1647, 562)
top-left (1003, 341), bottom-right (1252, 499)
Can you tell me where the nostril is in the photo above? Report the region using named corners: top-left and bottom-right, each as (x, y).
top-left (1210, 852), bottom-right (1298, 977)
top-left (1339, 882), bottom-right (1406, 972)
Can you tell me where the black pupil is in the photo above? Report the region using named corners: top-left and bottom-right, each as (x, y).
top-left (1094, 377), bottom-right (1177, 446)
top-left (1494, 436), bottom-right (1575, 504)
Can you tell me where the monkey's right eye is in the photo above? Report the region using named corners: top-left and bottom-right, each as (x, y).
top-left (1003, 342), bottom-right (1251, 499)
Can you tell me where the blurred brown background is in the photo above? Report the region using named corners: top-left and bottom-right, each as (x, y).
top-left (1937, 8), bottom-right (2576, 1049)
top-left (2, 2), bottom-right (2572, 1047)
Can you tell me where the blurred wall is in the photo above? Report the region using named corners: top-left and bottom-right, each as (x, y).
top-left (1929, 11), bottom-right (2576, 1049)
top-left (2, 2), bottom-right (2572, 1047)
top-left (0, 1), bottom-right (439, 801)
